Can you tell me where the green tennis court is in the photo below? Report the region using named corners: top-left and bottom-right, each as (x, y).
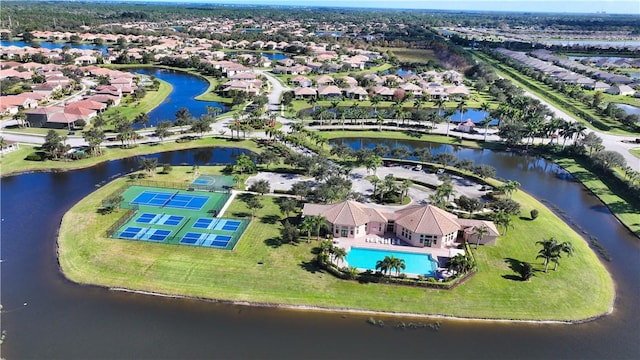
top-left (111, 185), bottom-right (248, 250)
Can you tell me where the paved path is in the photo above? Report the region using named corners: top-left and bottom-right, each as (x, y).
top-left (246, 165), bottom-right (487, 213)
top-left (521, 89), bottom-right (639, 171)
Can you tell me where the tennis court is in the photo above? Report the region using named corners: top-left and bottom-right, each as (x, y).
top-left (179, 232), bottom-right (233, 248)
top-left (192, 218), bottom-right (242, 231)
top-left (118, 227), bottom-right (172, 242)
top-left (136, 213), bottom-right (184, 226)
top-left (131, 190), bottom-right (210, 211)
top-left (112, 185), bottom-right (248, 250)
top-left (190, 175), bottom-right (235, 192)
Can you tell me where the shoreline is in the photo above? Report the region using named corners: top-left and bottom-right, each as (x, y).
top-left (55, 168), bottom-right (615, 324)
top-left (107, 286), bottom-right (613, 325)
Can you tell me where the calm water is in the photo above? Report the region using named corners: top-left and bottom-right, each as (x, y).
top-left (132, 68), bottom-right (229, 127)
top-left (0, 39), bottom-right (108, 54)
top-left (543, 39), bottom-right (640, 47)
top-left (346, 247), bottom-right (437, 276)
top-left (2, 143), bottom-right (639, 359)
top-left (615, 103), bottom-right (640, 116)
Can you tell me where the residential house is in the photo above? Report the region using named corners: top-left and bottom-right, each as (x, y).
top-left (606, 84), bottom-right (635, 96)
top-left (293, 86), bottom-right (317, 99)
top-left (302, 201), bottom-right (499, 247)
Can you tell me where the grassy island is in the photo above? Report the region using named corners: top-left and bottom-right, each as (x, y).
top-left (58, 166), bottom-right (614, 322)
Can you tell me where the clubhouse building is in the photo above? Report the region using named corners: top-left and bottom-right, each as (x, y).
top-left (302, 200), bottom-right (499, 250)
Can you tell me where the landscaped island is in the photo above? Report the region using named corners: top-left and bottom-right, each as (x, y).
top-left (58, 165), bottom-right (614, 322)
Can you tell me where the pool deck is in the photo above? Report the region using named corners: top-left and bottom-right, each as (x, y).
top-left (333, 234), bottom-right (464, 269)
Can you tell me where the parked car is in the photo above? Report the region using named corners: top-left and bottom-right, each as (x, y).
top-left (436, 168), bottom-right (445, 175)
top-left (480, 185), bottom-right (493, 191)
top-left (413, 164), bottom-right (422, 171)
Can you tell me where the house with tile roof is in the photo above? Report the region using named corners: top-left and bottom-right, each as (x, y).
top-left (302, 200), bottom-right (499, 248)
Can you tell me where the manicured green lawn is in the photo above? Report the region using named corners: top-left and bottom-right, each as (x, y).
top-left (101, 79), bottom-right (172, 122)
top-left (474, 52), bottom-right (638, 136)
top-left (630, 148), bottom-right (640, 159)
top-left (0, 137), bottom-right (260, 176)
top-left (58, 166), bottom-right (614, 321)
top-left (552, 156), bottom-right (640, 237)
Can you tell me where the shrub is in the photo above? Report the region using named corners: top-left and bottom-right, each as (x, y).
top-left (25, 152), bottom-right (44, 161)
top-left (530, 209), bottom-right (539, 220)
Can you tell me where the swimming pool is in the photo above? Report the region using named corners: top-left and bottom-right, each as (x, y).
top-left (346, 247), bottom-right (438, 276)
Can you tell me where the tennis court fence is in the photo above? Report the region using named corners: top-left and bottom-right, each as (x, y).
top-left (102, 184), bottom-right (131, 208)
top-left (106, 205), bottom-right (139, 238)
top-left (227, 217), bottom-right (250, 250)
top-left (131, 179), bottom-right (232, 194)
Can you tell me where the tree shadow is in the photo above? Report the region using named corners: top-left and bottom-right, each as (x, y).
top-left (261, 214), bottom-right (280, 224)
top-left (263, 237), bottom-right (283, 248)
top-left (299, 260), bottom-right (321, 274)
top-left (518, 216), bottom-right (533, 221)
top-left (501, 274), bottom-right (523, 281)
top-left (231, 211), bottom-right (251, 218)
top-left (236, 193), bottom-right (254, 202)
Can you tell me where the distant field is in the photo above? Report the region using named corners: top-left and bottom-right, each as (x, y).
top-left (383, 47), bottom-right (438, 64)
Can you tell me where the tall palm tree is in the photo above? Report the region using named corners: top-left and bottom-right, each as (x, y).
top-left (399, 179), bottom-right (412, 204)
top-left (311, 215), bottom-right (326, 241)
top-left (375, 257), bottom-right (390, 276)
top-left (331, 246), bottom-right (347, 265)
top-left (536, 238), bottom-right (574, 272)
top-left (300, 217), bottom-right (315, 243)
top-left (369, 176), bottom-right (382, 199)
top-left (456, 99), bottom-right (467, 124)
top-left (443, 108), bottom-right (456, 137)
top-left (472, 225), bottom-right (489, 249)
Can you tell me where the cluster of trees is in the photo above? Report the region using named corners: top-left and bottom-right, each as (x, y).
top-left (487, 49), bottom-right (639, 132)
top-left (536, 238), bottom-right (574, 273)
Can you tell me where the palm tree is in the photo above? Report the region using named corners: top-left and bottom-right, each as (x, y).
top-left (399, 179), bottom-right (412, 204)
top-left (536, 238), bottom-right (574, 272)
top-left (558, 120), bottom-right (575, 150)
top-left (448, 253), bottom-right (472, 274)
top-left (365, 155), bottom-right (382, 175)
top-left (492, 210), bottom-right (512, 234)
top-left (502, 180), bottom-right (521, 199)
top-left (375, 257), bottom-right (390, 276)
top-left (480, 116), bottom-right (492, 142)
top-left (390, 255), bottom-right (406, 276)
top-left (331, 246), bottom-right (347, 265)
top-left (443, 108), bottom-right (456, 137)
top-left (472, 225), bottom-right (489, 249)
top-left (310, 215), bottom-right (326, 241)
top-left (370, 95), bottom-right (382, 116)
top-left (300, 217), bottom-right (315, 243)
top-left (369, 176), bottom-right (382, 199)
top-left (456, 99), bottom-right (467, 124)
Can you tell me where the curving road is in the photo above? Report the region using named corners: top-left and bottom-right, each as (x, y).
top-left (521, 89), bottom-right (639, 171)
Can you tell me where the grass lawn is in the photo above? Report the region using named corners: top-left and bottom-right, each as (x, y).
top-left (552, 156), bottom-right (640, 237)
top-left (58, 166), bottom-right (614, 321)
top-left (381, 47), bottom-right (439, 63)
top-left (630, 148), bottom-right (640, 159)
top-left (101, 78), bottom-right (172, 123)
top-left (0, 137), bottom-right (260, 177)
top-left (473, 52), bottom-right (638, 136)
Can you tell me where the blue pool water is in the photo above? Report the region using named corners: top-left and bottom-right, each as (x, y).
top-left (346, 247), bottom-right (437, 276)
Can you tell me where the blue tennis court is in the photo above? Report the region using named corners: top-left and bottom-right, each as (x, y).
top-left (135, 213), bottom-right (184, 226)
top-left (164, 194), bottom-right (209, 210)
top-left (130, 190), bottom-right (209, 211)
top-left (179, 232), bottom-right (233, 248)
top-left (192, 218), bottom-right (241, 232)
top-left (192, 178), bottom-right (212, 185)
top-left (131, 191), bottom-right (174, 207)
top-left (118, 227), bottom-right (172, 242)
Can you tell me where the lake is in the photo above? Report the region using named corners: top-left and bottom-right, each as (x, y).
top-left (615, 103), bottom-right (640, 116)
top-left (2, 142), bottom-right (639, 359)
top-left (132, 68), bottom-right (229, 128)
top-left (0, 39), bottom-right (108, 54)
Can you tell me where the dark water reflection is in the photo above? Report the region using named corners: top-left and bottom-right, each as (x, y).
top-left (2, 144), bottom-right (639, 359)
top-left (132, 68), bottom-right (229, 128)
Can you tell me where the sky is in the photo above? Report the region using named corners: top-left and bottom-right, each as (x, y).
top-left (118, 0), bottom-right (640, 14)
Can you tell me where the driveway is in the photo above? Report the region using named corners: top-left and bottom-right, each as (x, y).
top-left (247, 166), bottom-right (487, 211)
